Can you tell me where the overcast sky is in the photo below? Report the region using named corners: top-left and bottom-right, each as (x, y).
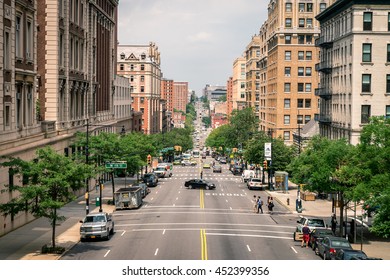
top-left (117, 0), bottom-right (268, 96)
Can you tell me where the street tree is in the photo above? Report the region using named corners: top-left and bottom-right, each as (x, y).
top-left (0, 147), bottom-right (92, 251)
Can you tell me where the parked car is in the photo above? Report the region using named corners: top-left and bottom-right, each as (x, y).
top-left (309, 228), bottom-right (335, 253)
top-left (219, 157), bottom-right (227, 164)
top-left (203, 163), bottom-right (211, 169)
top-left (317, 236), bottom-right (353, 260)
top-left (79, 212), bottom-right (114, 241)
top-left (212, 164), bottom-right (222, 173)
top-left (232, 165), bottom-right (243, 175)
top-left (184, 179), bottom-right (215, 190)
top-left (142, 173), bottom-right (158, 187)
top-left (173, 159), bottom-right (182, 165)
top-left (334, 249), bottom-right (367, 260)
top-left (247, 178), bottom-right (263, 190)
top-left (294, 216), bottom-right (328, 241)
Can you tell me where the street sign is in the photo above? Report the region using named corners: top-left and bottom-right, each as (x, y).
top-left (105, 162), bottom-right (127, 169)
top-left (264, 142), bottom-right (272, 160)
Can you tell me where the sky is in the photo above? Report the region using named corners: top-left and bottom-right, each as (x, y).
top-left (117, 0), bottom-right (268, 96)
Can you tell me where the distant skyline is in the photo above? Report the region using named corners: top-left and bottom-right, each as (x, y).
top-left (117, 0), bottom-right (268, 96)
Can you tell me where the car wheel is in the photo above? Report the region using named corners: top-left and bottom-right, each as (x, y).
top-left (293, 232), bottom-right (297, 241)
top-left (323, 252), bottom-right (327, 260)
top-left (315, 247), bottom-right (319, 255)
top-left (110, 225), bottom-right (114, 235)
top-left (104, 230), bottom-right (110, 241)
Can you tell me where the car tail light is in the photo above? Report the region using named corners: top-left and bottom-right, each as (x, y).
top-left (329, 248), bottom-right (336, 254)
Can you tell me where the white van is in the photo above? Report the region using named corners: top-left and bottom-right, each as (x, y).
top-left (154, 163), bottom-right (173, 178)
top-left (242, 169), bottom-right (256, 182)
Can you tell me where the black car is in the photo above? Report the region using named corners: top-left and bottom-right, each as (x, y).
top-left (317, 236), bottom-right (352, 260)
top-left (309, 228), bottom-right (335, 253)
top-left (184, 179), bottom-right (216, 190)
top-left (232, 165), bottom-right (243, 175)
top-left (142, 173), bottom-right (158, 187)
top-left (335, 249), bottom-right (368, 260)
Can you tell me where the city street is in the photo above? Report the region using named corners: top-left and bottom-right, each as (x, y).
top-left (61, 163), bottom-right (318, 260)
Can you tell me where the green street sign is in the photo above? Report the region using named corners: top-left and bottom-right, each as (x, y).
top-left (105, 162), bottom-right (127, 169)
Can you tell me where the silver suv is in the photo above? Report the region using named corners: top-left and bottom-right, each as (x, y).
top-left (293, 216), bottom-right (327, 241)
top-left (79, 212), bottom-right (114, 241)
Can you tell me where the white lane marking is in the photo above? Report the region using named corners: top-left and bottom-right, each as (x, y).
top-left (247, 245), bottom-right (251, 252)
top-left (121, 230), bottom-right (126, 236)
top-left (156, 191), bottom-right (158, 194)
top-left (154, 248), bottom-right (159, 256)
top-left (173, 204), bottom-right (175, 207)
top-left (163, 229), bottom-right (166, 235)
top-left (226, 199), bottom-right (229, 203)
top-left (176, 197), bottom-right (179, 200)
top-left (178, 191), bottom-right (181, 194)
top-left (230, 207), bottom-right (233, 210)
top-left (151, 197), bottom-right (154, 201)
top-left (104, 250), bottom-right (110, 257)
top-left (130, 227), bottom-right (294, 234)
top-left (291, 246), bottom-right (298, 254)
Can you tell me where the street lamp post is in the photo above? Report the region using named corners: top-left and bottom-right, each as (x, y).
top-left (85, 119), bottom-right (90, 215)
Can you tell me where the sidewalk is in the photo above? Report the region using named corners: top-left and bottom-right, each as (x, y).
top-left (0, 179), bottom-right (389, 260)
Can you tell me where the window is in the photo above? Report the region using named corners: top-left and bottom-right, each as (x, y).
top-left (305, 115), bottom-right (311, 123)
top-left (285, 35), bottom-right (291, 44)
top-left (298, 83), bottom-right (304, 92)
top-left (387, 44), bottom-right (390, 62)
top-left (307, 3), bottom-right (313, 12)
top-left (305, 99), bottom-right (311, 108)
top-left (284, 99), bottom-right (291, 108)
top-left (285, 3), bottom-right (292, 12)
top-left (26, 20), bottom-right (33, 59)
top-left (241, 82), bottom-right (245, 89)
top-left (361, 105), bottom-right (371, 123)
top-left (240, 93), bottom-right (245, 99)
top-left (305, 83), bottom-right (312, 92)
top-left (120, 64), bottom-right (124, 70)
top-left (140, 97), bottom-right (145, 103)
top-left (120, 53), bottom-right (125, 59)
top-left (362, 74), bottom-right (371, 92)
top-left (15, 15), bottom-right (22, 57)
top-left (284, 83), bottom-right (291, 93)
top-left (284, 115), bottom-right (290, 125)
top-left (306, 67), bottom-right (312, 76)
top-left (386, 105), bottom-right (390, 119)
top-left (285, 67), bottom-right (291, 76)
top-left (130, 64), bottom-right (134, 70)
top-left (299, 19), bottom-right (305, 28)
top-left (140, 75), bottom-right (145, 82)
top-left (284, 131), bottom-right (290, 140)
top-left (285, 18), bottom-right (292, 28)
top-left (306, 35), bottom-right (313, 44)
top-left (363, 12), bottom-right (372, 31)
top-left (4, 30), bottom-right (11, 69)
top-left (388, 13), bottom-right (390, 31)
top-left (320, 3), bottom-right (327, 13)
top-left (306, 51), bottom-right (312, 60)
top-left (298, 51), bottom-right (304, 60)
top-left (4, 105), bottom-right (10, 127)
top-left (299, 3), bottom-right (305, 12)
top-left (387, 75), bottom-right (390, 93)
top-left (307, 18), bottom-right (313, 27)
top-left (140, 64), bottom-right (145, 71)
top-left (285, 51), bottom-right (291, 60)
top-left (362, 44), bottom-right (372, 62)
top-left (298, 99), bottom-right (304, 108)
top-left (298, 35), bottom-right (305, 44)
top-left (298, 67), bottom-right (304, 76)
top-left (140, 108), bottom-right (144, 114)
top-left (297, 115), bottom-right (303, 124)
top-left (141, 86), bottom-right (145, 93)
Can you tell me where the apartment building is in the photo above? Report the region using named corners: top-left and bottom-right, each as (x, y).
top-left (245, 35), bottom-right (261, 121)
top-left (258, 21), bottom-right (269, 132)
top-left (117, 43), bottom-right (162, 134)
top-left (231, 56), bottom-right (247, 116)
top-left (113, 75), bottom-right (132, 132)
top-left (260, 0), bottom-right (336, 144)
top-left (0, 0), bottom-right (119, 236)
top-left (161, 78), bottom-right (174, 112)
top-left (227, 76), bottom-right (233, 116)
top-left (315, 0), bottom-right (390, 145)
top-left (173, 81), bottom-right (188, 113)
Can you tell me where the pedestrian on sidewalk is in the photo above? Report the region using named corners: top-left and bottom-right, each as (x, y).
top-left (331, 213), bottom-right (337, 234)
top-left (257, 196), bottom-right (263, 214)
top-left (301, 223), bottom-right (311, 248)
top-left (267, 196), bottom-right (274, 213)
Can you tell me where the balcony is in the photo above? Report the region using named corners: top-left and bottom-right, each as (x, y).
top-left (315, 36), bottom-right (333, 49)
top-left (315, 88), bottom-right (332, 99)
top-left (315, 62), bottom-right (332, 74)
top-left (315, 114), bottom-right (332, 124)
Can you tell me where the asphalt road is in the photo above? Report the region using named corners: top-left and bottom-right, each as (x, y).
top-left (61, 161), bottom-right (318, 260)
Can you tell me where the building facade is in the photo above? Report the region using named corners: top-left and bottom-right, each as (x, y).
top-left (232, 56), bottom-right (247, 115)
top-left (0, 0), bottom-right (119, 236)
top-left (226, 76), bottom-right (233, 116)
top-left (113, 75), bottom-right (132, 132)
top-left (161, 78), bottom-right (174, 113)
top-left (117, 43), bottom-right (162, 134)
top-left (173, 81), bottom-right (188, 113)
top-left (245, 35), bottom-right (261, 121)
top-left (316, 0), bottom-right (390, 144)
top-left (260, 0), bottom-right (335, 144)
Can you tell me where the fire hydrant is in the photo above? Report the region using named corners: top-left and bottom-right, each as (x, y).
top-left (287, 198), bottom-right (290, 205)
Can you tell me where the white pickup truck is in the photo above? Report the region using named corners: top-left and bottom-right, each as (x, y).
top-left (79, 212), bottom-right (114, 241)
top-left (154, 164), bottom-right (173, 178)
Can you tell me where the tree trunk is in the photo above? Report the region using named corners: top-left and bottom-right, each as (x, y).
top-left (52, 209), bottom-right (56, 248)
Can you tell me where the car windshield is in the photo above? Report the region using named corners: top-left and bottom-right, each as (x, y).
top-left (308, 219), bottom-right (326, 227)
top-left (155, 167), bottom-right (165, 171)
top-left (85, 215), bottom-right (105, 223)
top-left (251, 179), bottom-right (262, 182)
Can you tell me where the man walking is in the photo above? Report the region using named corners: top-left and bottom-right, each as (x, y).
top-left (257, 196), bottom-right (263, 214)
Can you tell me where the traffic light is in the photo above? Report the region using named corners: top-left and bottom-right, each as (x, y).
top-left (263, 160), bottom-right (268, 170)
top-left (147, 154), bottom-right (152, 165)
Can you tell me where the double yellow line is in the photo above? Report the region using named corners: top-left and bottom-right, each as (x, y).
top-left (200, 229), bottom-right (208, 260)
top-left (199, 188), bottom-right (207, 260)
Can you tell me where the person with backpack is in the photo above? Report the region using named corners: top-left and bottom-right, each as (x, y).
top-left (267, 196), bottom-right (274, 213)
top-left (257, 196), bottom-right (263, 214)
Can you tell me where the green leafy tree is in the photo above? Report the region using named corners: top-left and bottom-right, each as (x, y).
top-left (202, 116), bottom-right (211, 128)
top-left (226, 108), bottom-right (259, 149)
top-left (0, 147), bottom-right (93, 250)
